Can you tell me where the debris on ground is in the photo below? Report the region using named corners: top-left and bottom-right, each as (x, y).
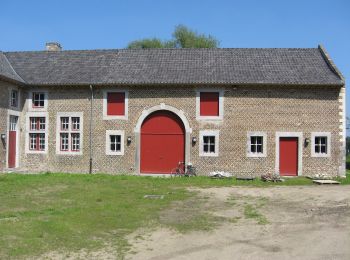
top-left (307, 173), bottom-right (333, 180)
top-left (261, 173), bottom-right (284, 182)
top-left (313, 180), bottom-right (340, 185)
top-left (209, 171), bottom-right (233, 178)
top-left (144, 195), bottom-right (165, 199)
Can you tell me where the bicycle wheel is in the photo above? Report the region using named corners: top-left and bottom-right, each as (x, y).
top-left (186, 166), bottom-right (197, 177)
top-left (171, 167), bottom-right (184, 177)
top-left (171, 168), bottom-right (180, 177)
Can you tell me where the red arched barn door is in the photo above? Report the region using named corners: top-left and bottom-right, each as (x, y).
top-left (140, 111), bottom-right (185, 174)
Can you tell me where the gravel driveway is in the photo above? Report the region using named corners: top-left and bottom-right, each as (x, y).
top-left (129, 185), bottom-right (350, 260)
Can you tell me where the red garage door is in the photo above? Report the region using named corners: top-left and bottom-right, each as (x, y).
top-left (279, 137), bottom-right (298, 176)
top-left (140, 111), bottom-right (185, 174)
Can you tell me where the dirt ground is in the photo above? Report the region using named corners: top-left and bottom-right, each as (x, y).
top-left (128, 185), bottom-right (350, 260)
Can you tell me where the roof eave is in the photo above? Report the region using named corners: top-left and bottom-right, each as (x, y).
top-left (318, 44), bottom-right (345, 85)
top-left (0, 74), bottom-right (26, 86)
top-left (24, 81), bottom-right (344, 87)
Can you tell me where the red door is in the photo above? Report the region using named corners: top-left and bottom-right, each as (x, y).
top-left (140, 111), bottom-right (185, 174)
top-left (279, 137), bottom-right (298, 176)
top-left (8, 116), bottom-right (18, 168)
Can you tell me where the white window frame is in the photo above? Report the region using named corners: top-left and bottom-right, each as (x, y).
top-left (56, 112), bottom-right (84, 155)
top-left (311, 132), bottom-right (331, 158)
top-left (9, 88), bottom-right (20, 109)
top-left (247, 132), bottom-right (267, 157)
top-left (105, 130), bottom-right (125, 155)
top-left (196, 88), bottom-right (224, 121)
top-left (28, 90), bottom-right (48, 112)
top-left (102, 89), bottom-right (129, 120)
top-left (199, 130), bottom-right (220, 157)
top-left (25, 112), bottom-right (49, 154)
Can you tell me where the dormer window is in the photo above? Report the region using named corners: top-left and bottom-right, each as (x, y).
top-left (28, 91), bottom-right (48, 111)
top-left (32, 92), bottom-right (45, 108)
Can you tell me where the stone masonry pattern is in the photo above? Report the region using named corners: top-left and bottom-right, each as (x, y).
top-left (0, 81), bottom-right (343, 177)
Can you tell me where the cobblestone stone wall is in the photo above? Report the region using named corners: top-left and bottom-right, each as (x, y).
top-left (10, 84), bottom-right (345, 177)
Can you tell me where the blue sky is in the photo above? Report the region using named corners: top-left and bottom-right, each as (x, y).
top-left (1, 0), bottom-right (349, 118)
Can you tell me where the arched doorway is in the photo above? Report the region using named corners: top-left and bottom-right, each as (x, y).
top-left (140, 110), bottom-right (185, 174)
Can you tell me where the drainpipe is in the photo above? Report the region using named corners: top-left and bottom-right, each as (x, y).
top-left (89, 85), bottom-right (94, 174)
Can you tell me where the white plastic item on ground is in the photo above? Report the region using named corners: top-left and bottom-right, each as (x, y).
top-left (209, 171), bottom-right (233, 178)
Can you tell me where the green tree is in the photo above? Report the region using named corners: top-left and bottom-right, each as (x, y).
top-left (127, 25), bottom-right (219, 49)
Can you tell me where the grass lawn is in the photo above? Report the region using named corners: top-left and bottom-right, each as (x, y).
top-left (0, 172), bottom-right (349, 259)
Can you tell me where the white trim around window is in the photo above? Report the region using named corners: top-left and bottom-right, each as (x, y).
top-left (9, 87), bottom-right (20, 110)
top-left (199, 130), bottom-right (220, 157)
top-left (247, 131), bottom-right (267, 157)
top-left (28, 90), bottom-right (48, 112)
top-left (25, 112), bottom-right (49, 154)
top-left (195, 88), bottom-right (224, 121)
top-left (311, 132), bottom-right (331, 157)
top-left (56, 112), bottom-right (84, 155)
top-left (105, 130), bottom-right (125, 156)
top-left (102, 89), bottom-right (129, 120)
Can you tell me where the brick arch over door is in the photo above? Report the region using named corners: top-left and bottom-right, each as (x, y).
top-left (140, 111), bottom-right (185, 174)
top-left (134, 103), bottom-right (192, 175)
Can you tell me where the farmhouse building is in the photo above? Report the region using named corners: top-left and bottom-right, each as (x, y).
top-left (0, 44), bottom-right (346, 177)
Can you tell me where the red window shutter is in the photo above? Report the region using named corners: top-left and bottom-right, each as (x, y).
top-left (200, 92), bottom-right (219, 116)
top-left (107, 92), bottom-right (125, 116)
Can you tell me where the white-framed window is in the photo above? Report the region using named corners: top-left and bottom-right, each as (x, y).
top-left (247, 132), bottom-right (267, 157)
top-left (61, 117), bottom-right (69, 131)
top-left (56, 112), bottom-right (83, 155)
top-left (28, 90), bottom-right (48, 111)
top-left (105, 130), bottom-right (125, 155)
top-left (25, 112), bottom-right (49, 154)
top-left (10, 89), bottom-right (19, 108)
top-left (311, 132), bottom-right (331, 157)
top-left (196, 88), bottom-right (224, 121)
top-left (102, 89), bottom-right (129, 120)
top-left (60, 133), bottom-right (69, 151)
top-left (199, 130), bottom-right (219, 157)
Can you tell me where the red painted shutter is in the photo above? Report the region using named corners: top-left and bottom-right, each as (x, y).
top-left (107, 92), bottom-right (125, 116)
top-left (200, 92), bottom-right (219, 116)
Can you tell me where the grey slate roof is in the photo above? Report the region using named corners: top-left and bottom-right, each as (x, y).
top-left (0, 47), bottom-right (344, 86)
top-left (0, 52), bottom-right (24, 83)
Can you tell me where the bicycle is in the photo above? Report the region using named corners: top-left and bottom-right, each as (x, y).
top-left (171, 161), bottom-right (196, 177)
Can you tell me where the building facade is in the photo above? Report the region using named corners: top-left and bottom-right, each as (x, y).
top-left (0, 45), bottom-right (346, 177)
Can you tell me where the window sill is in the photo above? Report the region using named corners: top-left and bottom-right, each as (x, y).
top-left (247, 153), bottom-right (267, 158)
top-left (199, 153), bottom-right (219, 157)
top-left (106, 152), bottom-right (124, 156)
top-left (56, 151), bottom-right (83, 156)
top-left (311, 153), bottom-right (330, 158)
top-left (196, 116), bottom-right (223, 121)
top-left (103, 115), bottom-right (128, 120)
top-left (26, 150), bottom-right (47, 154)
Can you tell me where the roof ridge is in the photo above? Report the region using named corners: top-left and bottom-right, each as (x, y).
top-left (318, 44), bottom-right (345, 83)
top-left (4, 49), bottom-right (120, 54)
top-left (4, 47), bottom-right (318, 54)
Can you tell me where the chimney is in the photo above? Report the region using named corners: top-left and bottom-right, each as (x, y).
top-left (45, 42), bottom-right (62, 51)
